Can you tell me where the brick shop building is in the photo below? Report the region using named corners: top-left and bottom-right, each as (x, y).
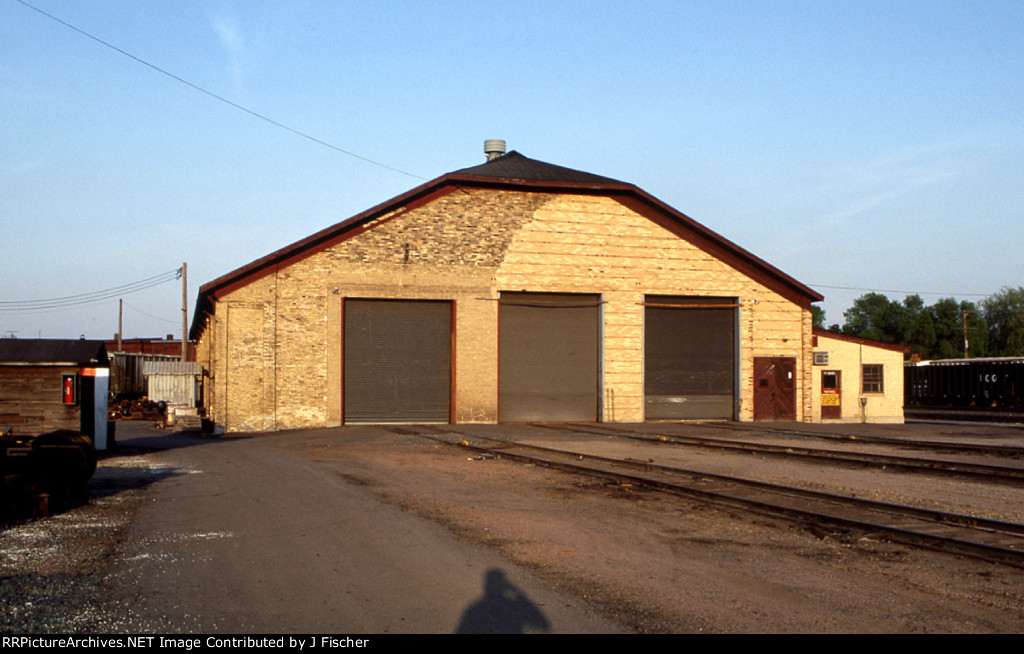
top-left (810, 329), bottom-right (909, 423)
top-left (190, 145), bottom-right (823, 432)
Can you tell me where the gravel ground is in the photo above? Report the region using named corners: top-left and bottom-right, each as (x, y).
top-left (0, 450), bottom-right (164, 633)
top-left (295, 430), bottom-right (1024, 633)
top-left (3, 420), bottom-right (1024, 633)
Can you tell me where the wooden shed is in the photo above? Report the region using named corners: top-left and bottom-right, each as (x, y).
top-left (0, 339), bottom-right (111, 449)
top-left (190, 146), bottom-right (823, 432)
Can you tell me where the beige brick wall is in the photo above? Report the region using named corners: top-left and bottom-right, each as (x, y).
top-left (201, 188), bottom-right (812, 431)
top-left (496, 195), bottom-right (809, 422)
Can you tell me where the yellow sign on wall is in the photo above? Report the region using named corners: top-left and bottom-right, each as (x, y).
top-left (821, 394), bottom-right (840, 406)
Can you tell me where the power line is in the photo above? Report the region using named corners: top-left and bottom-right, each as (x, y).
top-left (0, 268), bottom-right (181, 312)
top-left (0, 269), bottom-right (180, 307)
top-left (13, 0), bottom-right (427, 181)
top-left (123, 300), bottom-right (178, 325)
top-left (810, 284), bottom-right (990, 298)
top-left (0, 299), bottom-right (122, 317)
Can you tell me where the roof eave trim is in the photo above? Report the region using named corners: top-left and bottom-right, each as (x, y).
top-left (189, 168), bottom-right (823, 336)
top-left (443, 173), bottom-right (636, 193)
top-left (188, 172), bottom-right (639, 338)
top-left (189, 175), bottom-right (457, 338)
top-left (813, 328), bottom-right (912, 353)
top-left (615, 190), bottom-right (823, 307)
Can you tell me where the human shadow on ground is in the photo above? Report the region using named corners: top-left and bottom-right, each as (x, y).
top-left (456, 568), bottom-right (551, 634)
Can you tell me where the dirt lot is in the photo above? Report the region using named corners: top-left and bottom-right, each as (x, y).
top-left (288, 425), bottom-right (1024, 633)
top-left (3, 420), bottom-right (1024, 633)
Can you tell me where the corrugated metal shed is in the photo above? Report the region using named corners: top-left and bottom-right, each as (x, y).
top-left (142, 361), bottom-right (201, 376)
top-left (143, 361), bottom-right (201, 406)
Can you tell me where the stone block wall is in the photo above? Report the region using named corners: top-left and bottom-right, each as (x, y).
top-left (196, 188), bottom-right (813, 431)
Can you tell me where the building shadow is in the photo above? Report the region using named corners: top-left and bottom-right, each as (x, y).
top-left (456, 568), bottom-right (551, 634)
top-left (104, 420), bottom-right (247, 455)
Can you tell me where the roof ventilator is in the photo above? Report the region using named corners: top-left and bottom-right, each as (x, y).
top-left (484, 139), bottom-right (506, 161)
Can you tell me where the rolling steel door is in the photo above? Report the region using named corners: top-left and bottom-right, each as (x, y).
top-left (343, 299), bottom-right (451, 423)
top-left (644, 296), bottom-right (737, 420)
top-left (499, 292), bottom-right (600, 422)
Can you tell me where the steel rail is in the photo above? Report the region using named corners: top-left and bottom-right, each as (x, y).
top-left (391, 426), bottom-right (1024, 569)
top-left (665, 421), bottom-right (1024, 458)
top-left (530, 422), bottom-right (1024, 485)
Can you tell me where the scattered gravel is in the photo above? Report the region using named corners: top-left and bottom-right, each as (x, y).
top-left (0, 450), bottom-right (161, 633)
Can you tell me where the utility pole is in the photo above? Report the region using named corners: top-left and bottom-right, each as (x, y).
top-left (961, 308), bottom-right (971, 359)
top-left (181, 262), bottom-right (188, 361)
top-left (118, 299), bottom-right (122, 351)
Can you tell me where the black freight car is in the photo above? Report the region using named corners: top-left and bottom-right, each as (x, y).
top-left (905, 358), bottom-right (1024, 408)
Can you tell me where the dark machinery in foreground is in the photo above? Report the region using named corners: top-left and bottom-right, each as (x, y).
top-left (1, 429), bottom-right (97, 519)
top-left (905, 358), bottom-right (1024, 410)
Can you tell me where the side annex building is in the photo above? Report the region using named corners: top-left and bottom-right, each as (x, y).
top-left (190, 147), bottom-right (824, 432)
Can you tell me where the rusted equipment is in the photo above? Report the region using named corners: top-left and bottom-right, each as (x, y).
top-left (1, 429), bottom-right (97, 520)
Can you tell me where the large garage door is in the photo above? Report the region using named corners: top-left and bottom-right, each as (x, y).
top-left (344, 299), bottom-right (451, 423)
top-left (499, 292), bottom-right (600, 422)
top-left (645, 296), bottom-right (737, 420)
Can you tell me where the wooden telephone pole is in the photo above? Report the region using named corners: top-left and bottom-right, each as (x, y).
top-left (181, 263), bottom-right (188, 361)
top-left (961, 307), bottom-right (973, 359)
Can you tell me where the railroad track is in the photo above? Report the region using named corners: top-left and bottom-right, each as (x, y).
top-left (663, 421), bottom-right (1024, 458)
top-left (386, 425), bottom-right (1024, 570)
top-left (529, 422), bottom-right (1024, 486)
top-left (906, 407), bottom-right (1024, 424)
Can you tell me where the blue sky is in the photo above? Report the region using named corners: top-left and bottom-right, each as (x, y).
top-left (2, 0), bottom-right (1022, 340)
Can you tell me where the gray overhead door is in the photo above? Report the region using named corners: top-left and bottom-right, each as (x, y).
top-left (499, 292), bottom-right (600, 422)
top-left (644, 296), bottom-right (737, 420)
top-left (344, 299), bottom-right (451, 423)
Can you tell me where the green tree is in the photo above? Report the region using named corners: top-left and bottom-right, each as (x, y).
top-left (842, 292), bottom-right (900, 343)
top-left (896, 294), bottom-right (936, 357)
top-left (928, 298), bottom-right (986, 359)
top-left (839, 292), bottom-right (991, 359)
top-left (930, 298), bottom-right (962, 358)
top-left (810, 304), bottom-right (826, 330)
top-left (983, 287), bottom-right (1024, 356)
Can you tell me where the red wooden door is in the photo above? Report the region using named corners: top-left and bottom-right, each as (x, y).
top-left (754, 357), bottom-right (796, 420)
top-left (821, 370), bottom-right (841, 419)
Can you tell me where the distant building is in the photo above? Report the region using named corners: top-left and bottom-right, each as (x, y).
top-left (104, 334), bottom-right (193, 359)
top-left (810, 329), bottom-right (909, 423)
top-left (191, 144), bottom-right (823, 432)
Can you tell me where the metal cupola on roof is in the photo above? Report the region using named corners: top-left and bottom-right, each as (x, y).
top-left (484, 139), bottom-right (507, 161)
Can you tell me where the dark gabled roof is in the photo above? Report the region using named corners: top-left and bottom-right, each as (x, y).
top-left (451, 151), bottom-right (625, 184)
top-left (0, 339), bottom-right (109, 366)
top-left (190, 151), bottom-right (823, 339)
top-left (813, 328), bottom-right (911, 354)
